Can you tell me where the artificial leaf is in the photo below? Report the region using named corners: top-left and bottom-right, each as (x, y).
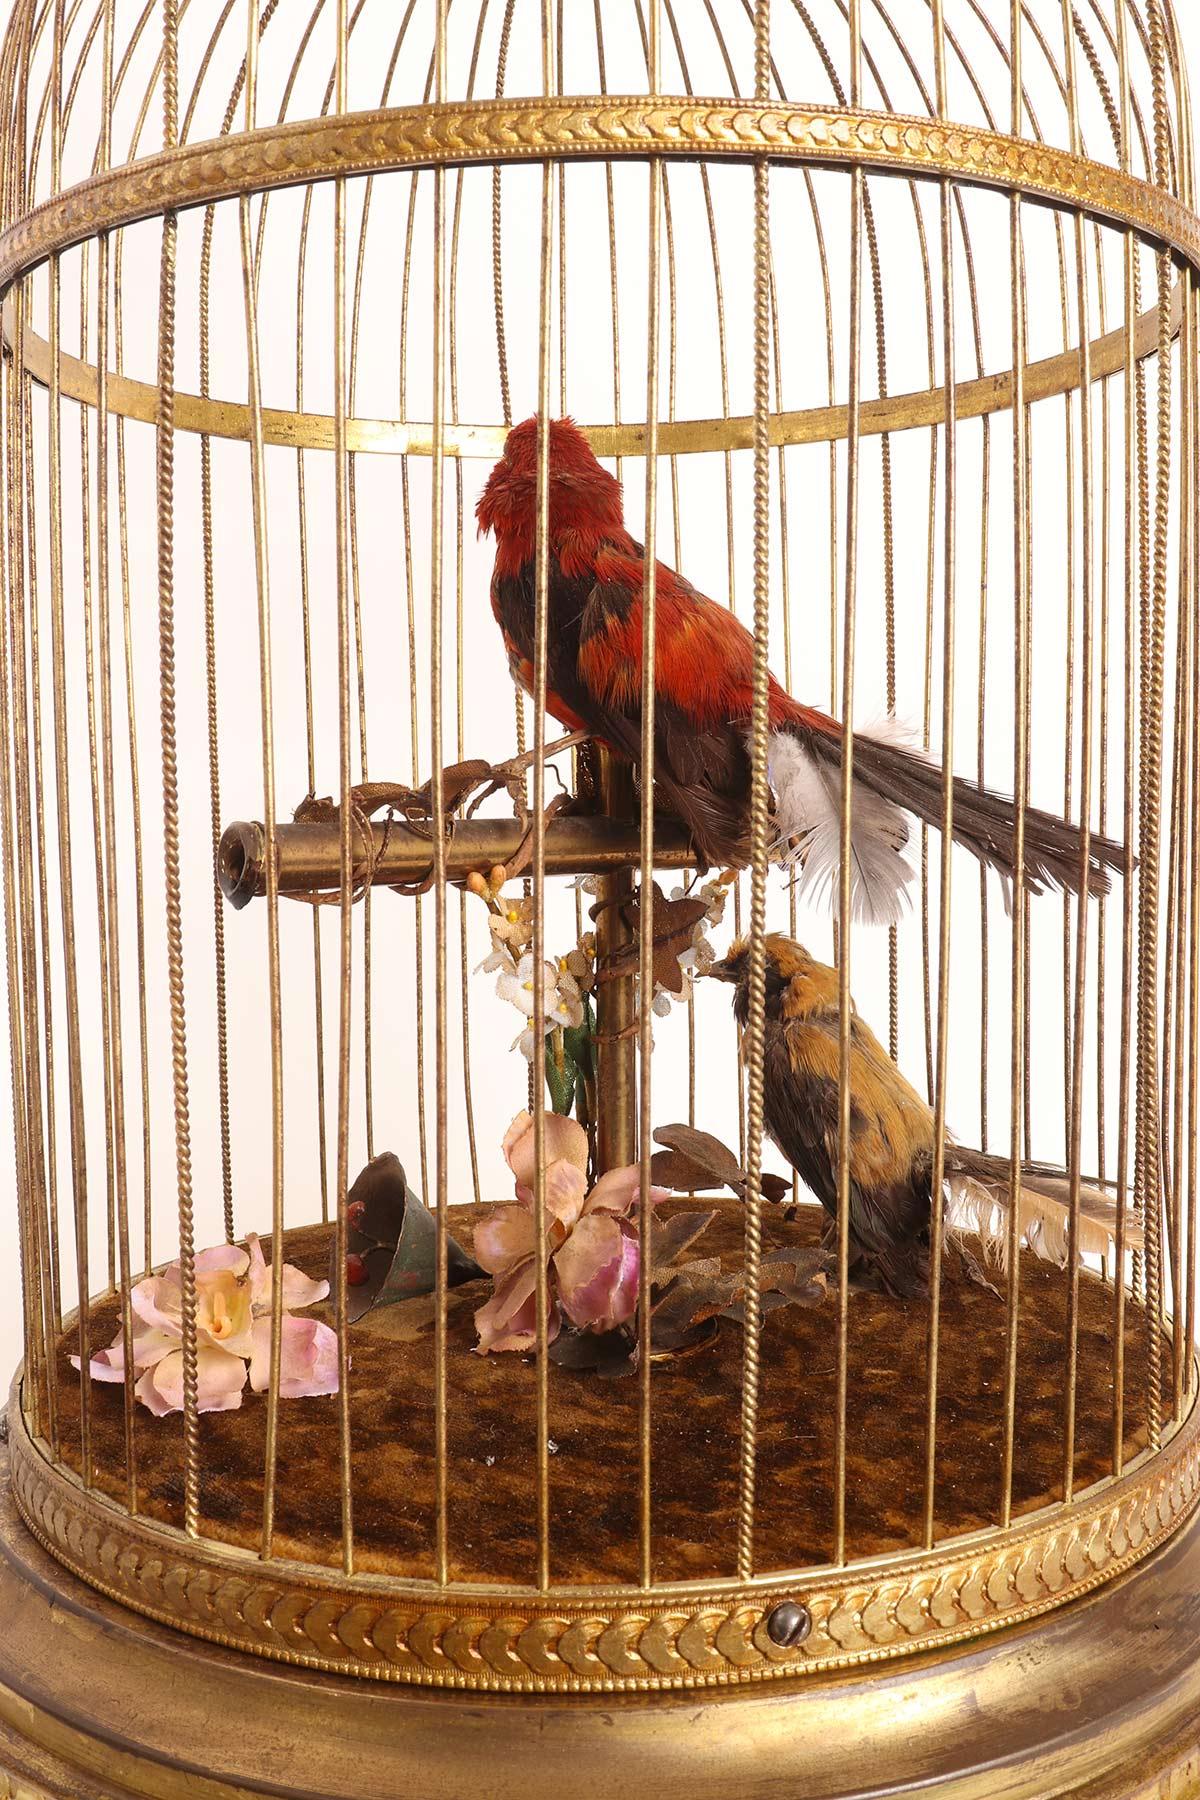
top-left (562, 997), bottom-right (597, 1081)
top-left (652, 1125), bottom-right (795, 1206)
top-left (548, 1325), bottom-right (635, 1377)
top-left (650, 1209), bottom-right (719, 1269)
top-left (545, 1048), bottom-right (577, 1119)
top-left (649, 1258), bottom-right (741, 1349)
top-left (596, 882), bottom-right (707, 995)
top-left (654, 1124), bottom-right (745, 1188)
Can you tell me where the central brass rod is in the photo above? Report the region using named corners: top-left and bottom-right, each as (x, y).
top-left (218, 810), bottom-right (695, 907)
top-left (594, 753), bottom-right (639, 1174)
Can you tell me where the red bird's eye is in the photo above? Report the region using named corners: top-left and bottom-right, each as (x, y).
top-left (346, 1199), bottom-right (367, 1233)
top-left (346, 1252), bottom-right (369, 1287)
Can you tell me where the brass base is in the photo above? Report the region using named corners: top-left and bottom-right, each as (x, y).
top-left (0, 1436), bottom-right (1197, 1799)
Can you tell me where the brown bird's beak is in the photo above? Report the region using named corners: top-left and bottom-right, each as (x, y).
top-left (707, 955), bottom-right (738, 983)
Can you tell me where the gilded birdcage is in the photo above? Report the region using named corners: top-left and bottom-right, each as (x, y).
top-left (0, 0), bottom-right (1198, 1795)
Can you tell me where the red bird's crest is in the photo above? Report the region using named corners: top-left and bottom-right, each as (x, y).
top-left (476, 416), bottom-right (626, 579)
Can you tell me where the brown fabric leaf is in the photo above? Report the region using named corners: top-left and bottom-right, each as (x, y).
top-left (652, 1124), bottom-right (744, 1188)
top-left (649, 1209), bottom-right (719, 1269)
top-left (597, 883), bottom-right (708, 995)
top-left (652, 1125), bottom-right (794, 1206)
top-left (648, 1149), bottom-right (729, 1193)
top-left (761, 1173), bottom-right (794, 1204)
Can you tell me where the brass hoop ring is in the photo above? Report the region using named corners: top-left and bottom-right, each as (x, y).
top-left (0, 97), bottom-right (1197, 299)
top-left (8, 1371), bottom-right (1199, 1693)
top-left (1, 278), bottom-right (1181, 458)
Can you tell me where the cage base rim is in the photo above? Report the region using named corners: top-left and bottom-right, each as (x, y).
top-left (6, 1348), bottom-right (1200, 1695)
top-left (3, 1422), bottom-right (1200, 1798)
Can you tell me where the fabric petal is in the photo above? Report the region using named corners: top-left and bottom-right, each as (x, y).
top-left (135, 1345), bottom-right (247, 1415)
top-left (244, 1233), bottom-right (271, 1310)
top-left (128, 1325), bottom-right (182, 1372)
top-left (543, 1160), bottom-right (589, 1236)
top-left (72, 1321), bottom-right (182, 1385)
top-left (472, 1203), bottom-right (539, 1275)
top-left (584, 1167), bottom-right (669, 1219)
top-left (502, 1110), bottom-right (589, 1189)
top-left (129, 1271), bottom-right (183, 1336)
top-left (194, 1269), bottom-right (255, 1358)
top-left (70, 1340), bottom-right (128, 1383)
top-left (195, 1243), bottom-right (250, 1277)
top-left (474, 1258), bottom-right (560, 1354)
top-left (555, 1216), bottom-right (639, 1333)
top-left (134, 1356), bottom-right (180, 1417)
top-left (248, 1316), bottom-right (340, 1398)
top-left (582, 1165), bottom-right (640, 1218)
top-left (277, 1262), bottom-right (331, 1311)
top-left (243, 1234), bottom-right (330, 1315)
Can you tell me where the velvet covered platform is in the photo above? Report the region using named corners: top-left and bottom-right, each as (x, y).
top-left (48, 1201), bottom-right (1166, 1584)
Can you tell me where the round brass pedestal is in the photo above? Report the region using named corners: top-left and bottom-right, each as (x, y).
top-left (0, 1437), bottom-right (1197, 1800)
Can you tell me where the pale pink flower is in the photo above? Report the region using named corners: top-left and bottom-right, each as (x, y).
top-left (73, 1237), bottom-right (337, 1415)
top-left (134, 1344), bottom-right (248, 1417)
top-left (474, 1114), bottom-right (667, 1351)
top-left (248, 1316), bottom-right (339, 1398)
top-left (502, 1110), bottom-right (589, 1190)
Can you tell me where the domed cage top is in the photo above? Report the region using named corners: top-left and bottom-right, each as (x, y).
top-left (0, 0), bottom-right (1197, 1694)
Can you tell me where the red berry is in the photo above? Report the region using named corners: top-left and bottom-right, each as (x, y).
top-left (347, 1199), bottom-right (367, 1233)
top-left (346, 1252), bottom-right (369, 1287)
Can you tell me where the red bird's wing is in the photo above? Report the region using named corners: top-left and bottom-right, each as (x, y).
top-left (572, 552), bottom-right (760, 867)
top-left (577, 548), bottom-right (757, 724)
top-left (497, 636), bottom-right (590, 735)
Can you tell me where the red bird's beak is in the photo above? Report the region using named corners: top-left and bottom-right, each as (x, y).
top-left (707, 956), bottom-right (738, 984)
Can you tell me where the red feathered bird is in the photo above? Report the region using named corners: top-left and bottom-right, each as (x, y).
top-left (477, 416), bottom-right (1125, 920)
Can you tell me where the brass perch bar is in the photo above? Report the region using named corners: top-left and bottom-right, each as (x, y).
top-left (217, 812), bottom-right (697, 908)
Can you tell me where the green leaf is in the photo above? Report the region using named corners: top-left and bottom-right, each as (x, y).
top-left (545, 1047), bottom-right (578, 1116)
top-left (562, 997), bottom-right (597, 1080)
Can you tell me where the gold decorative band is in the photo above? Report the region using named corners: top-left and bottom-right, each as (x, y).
top-left (1, 280), bottom-right (1179, 458)
top-left (8, 1382), bottom-right (1200, 1692)
top-left (1, 97), bottom-right (1198, 299)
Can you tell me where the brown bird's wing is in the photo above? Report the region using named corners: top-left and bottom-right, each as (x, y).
top-left (763, 1013), bottom-right (933, 1297)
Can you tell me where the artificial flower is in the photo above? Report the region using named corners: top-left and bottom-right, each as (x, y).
top-left (72, 1236), bottom-right (337, 1415)
top-left (560, 934), bottom-right (596, 996)
top-left (134, 1344), bottom-right (248, 1418)
top-left (474, 1112), bottom-right (667, 1352)
top-left (496, 954), bottom-right (584, 1053)
top-left (248, 1315), bottom-right (339, 1398)
top-left (489, 895), bottom-right (535, 953)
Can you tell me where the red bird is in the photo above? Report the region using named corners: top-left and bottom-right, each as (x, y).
top-left (477, 416), bottom-right (1124, 920)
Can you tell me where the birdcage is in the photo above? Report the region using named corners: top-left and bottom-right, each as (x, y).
top-left (0, 0), bottom-right (1198, 1795)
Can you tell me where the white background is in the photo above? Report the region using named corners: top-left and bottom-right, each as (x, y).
top-left (1, 0), bottom-right (1197, 1387)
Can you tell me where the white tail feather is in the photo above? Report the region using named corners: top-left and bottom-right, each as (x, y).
top-left (946, 1170), bottom-right (1140, 1269)
top-left (763, 728), bottom-right (912, 925)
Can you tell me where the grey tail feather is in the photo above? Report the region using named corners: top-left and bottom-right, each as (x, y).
top-left (804, 724), bottom-right (1128, 899)
top-left (944, 1145), bottom-right (1142, 1265)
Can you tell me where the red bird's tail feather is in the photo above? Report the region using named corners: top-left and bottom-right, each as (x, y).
top-left (764, 701), bottom-right (1127, 925)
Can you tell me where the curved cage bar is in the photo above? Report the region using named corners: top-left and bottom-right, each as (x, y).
top-left (0, 0), bottom-right (1197, 1703)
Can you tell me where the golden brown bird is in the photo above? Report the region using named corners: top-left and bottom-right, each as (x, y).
top-left (708, 933), bottom-right (1134, 1297)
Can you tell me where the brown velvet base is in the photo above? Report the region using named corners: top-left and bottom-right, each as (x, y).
top-left (46, 1202), bottom-right (1168, 1585)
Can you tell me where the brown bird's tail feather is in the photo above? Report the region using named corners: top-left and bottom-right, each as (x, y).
top-left (768, 705), bottom-right (1128, 922)
top-left (943, 1145), bottom-right (1141, 1269)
